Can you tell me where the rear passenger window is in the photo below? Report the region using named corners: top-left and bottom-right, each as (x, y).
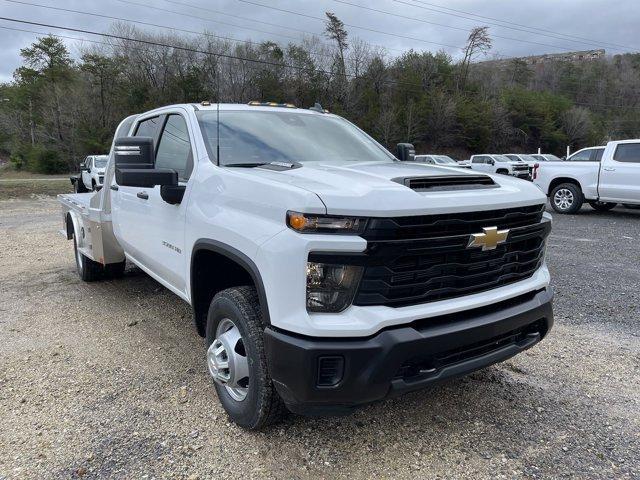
top-left (613, 143), bottom-right (640, 163)
top-left (134, 116), bottom-right (161, 138)
top-left (472, 156), bottom-right (485, 164)
top-left (155, 115), bottom-right (193, 181)
top-left (568, 150), bottom-right (592, 162)
top-left (593, 148), bottom-right (604, 162)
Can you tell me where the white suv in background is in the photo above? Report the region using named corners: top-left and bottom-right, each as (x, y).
top-left (469, 154), bottom-right (530, 179)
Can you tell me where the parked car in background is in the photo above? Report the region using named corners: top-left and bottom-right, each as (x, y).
top-left (533, 140), bottom-right (640, 213)
top-left (414, 154), bottom-right (471, 168)
top-left (469, 154), bottom-right (530, 179)
top-left (505, 154), bottom-right (541, 178)
top-left (531, 153), bottom-right (563, 162)
top-left (71, 155), bottom-right (108, 192)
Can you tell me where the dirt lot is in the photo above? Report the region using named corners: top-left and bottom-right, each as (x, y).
top-left (0, 196), bottom-right (639, 479)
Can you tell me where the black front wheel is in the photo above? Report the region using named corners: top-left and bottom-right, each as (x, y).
top-left (205, 286), bottom-right (286, 429)
top-left (588, 201), bottom-right (616, 212)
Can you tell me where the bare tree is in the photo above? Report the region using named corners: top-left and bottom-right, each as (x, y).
top-left (458, 27), bottom-right (492, 92)
top-left (562, 106), bottom-right (592, 146)
top-left (324, 12), bottom-right (348, 78)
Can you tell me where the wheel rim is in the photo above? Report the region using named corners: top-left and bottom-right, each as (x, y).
top-left (554, 188), bottom-right (574, 210)
top-left (207, 318), bottom-right (249, 401)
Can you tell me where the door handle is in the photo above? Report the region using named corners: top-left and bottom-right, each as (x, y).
top-left (137, 191), bottom-right (149, 200)
top-left (110, 185), bottom-right (119, 191)
top-left (603, 167), bottom-right (616, 171)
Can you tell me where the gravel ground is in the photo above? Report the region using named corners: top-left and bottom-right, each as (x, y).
top-left (0, 196), bottom-right (638, 479)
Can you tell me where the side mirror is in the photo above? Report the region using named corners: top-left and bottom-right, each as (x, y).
top-left (488, 159), bottom-right (495, 165)
top-left (114, 136), bottom-right (154, 169)
top-left (396, 143), bottom-right (415, 161)
top-left (114, 136), bottom-right (175, 189)
top-left (115, 168), bottom-right (178, 188)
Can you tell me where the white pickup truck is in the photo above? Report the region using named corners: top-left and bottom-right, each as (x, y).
top-left (58, 102), bottom-right (554, 429)
top-left (71, 155), bottom-right (108, 192)
top-left (533, 140), bottom-right (640, 213)
top-left (469, 154), bottom-right (531, 179)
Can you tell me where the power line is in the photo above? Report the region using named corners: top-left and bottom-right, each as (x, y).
top-left (397, 0), bottom-right (637, 52)
top-left (332, 0), bottom-right (596, 53)
top-left (125, 0), bottom-right (405, 58)
top-left (235, 0), bottom-right (462, 50)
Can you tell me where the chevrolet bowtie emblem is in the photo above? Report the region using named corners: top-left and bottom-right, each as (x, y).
top-left (467, 226), bottom-right (510, 251)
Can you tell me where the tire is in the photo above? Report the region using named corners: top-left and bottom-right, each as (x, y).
top-left (588, 201), bottom-right (616, 212)
top-left (550, 183), bottom-right (584, 214)
top-left (72, 228), bottom-right (103, 282)
top-left (74, 179), bottom-right (88, 193)
top-left (623, 204), bottom-right (640, 209)
top-left (91, 180), bottom-right (97, 191)
top-left (496, 169), bottom-right (509, 175)
top-left (104, 260), bottom-right (126, 279)
top-left (205, 286), bottom-right (286, 429)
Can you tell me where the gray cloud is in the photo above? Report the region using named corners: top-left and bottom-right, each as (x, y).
top-left (1, 0), bottom-right (638, 82)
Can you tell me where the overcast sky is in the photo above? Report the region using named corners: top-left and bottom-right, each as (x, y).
top-left (1, 0), bottom-right (638, 82)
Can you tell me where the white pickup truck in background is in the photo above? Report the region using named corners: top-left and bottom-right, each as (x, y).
top-left (533, 140), bottom-right (640, 213)
top-left (58, 102), bottom-right (554, 429)
top-left (71, 155), bottom-right (108, 192)
top-left (413, 154), bottom-right (471, 168)
top-left (469, 154), bottom-right (530, 179)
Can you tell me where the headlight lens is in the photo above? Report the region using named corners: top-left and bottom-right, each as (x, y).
top-left (287, 211), bottom-right (366, 234)
top-left (306, 262), bottom-right (363, 312)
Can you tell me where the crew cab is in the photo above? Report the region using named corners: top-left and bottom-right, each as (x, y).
top-left (469, 154), bottom-right (530, 179)
top-left (533, 140), bottom-right (640, 213)
top-left (413, 154), bottom-right (471, 168)
top-left (71, 155), bottom-right (108, 192)
top-left (58, 102), bottom-right (554, 429)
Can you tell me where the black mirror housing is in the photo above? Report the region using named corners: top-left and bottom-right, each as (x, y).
top-left (114, 136), bottom-right (154, 169)
top-left (396, 143), bottom-right (415, 161)
top-left (116, 168), bottom-right (178, 188)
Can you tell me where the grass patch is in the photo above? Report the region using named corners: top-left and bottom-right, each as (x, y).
top-left (0, 179), bottom-right (73, 200)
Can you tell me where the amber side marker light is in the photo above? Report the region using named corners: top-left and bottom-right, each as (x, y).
top-left (288, 212), bottom-right (307, 231)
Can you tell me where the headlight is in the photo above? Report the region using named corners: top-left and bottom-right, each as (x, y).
top-left (306, 262), bottom-right (363, 312)
top-left (287, 211), bottom-right (366, 234)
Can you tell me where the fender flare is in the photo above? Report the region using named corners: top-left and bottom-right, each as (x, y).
top-left (190, 239), bottom-right (271, 325)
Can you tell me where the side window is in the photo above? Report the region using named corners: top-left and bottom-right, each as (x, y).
top-left (592, 148), bottom-right (604, 162)
top-left (472, 156), bottom-right (485, 164)
top-left (134, 116), bottom-right (161, 138)
top-left (568, 149), bottom-right (592, 161)
top-left (155, 115), bottom-right (193, 181)
top-left (613, 143), bottom-right (640, 163)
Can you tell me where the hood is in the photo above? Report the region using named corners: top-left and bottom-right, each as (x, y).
top-left (240, 161), bottom-right (547, 216)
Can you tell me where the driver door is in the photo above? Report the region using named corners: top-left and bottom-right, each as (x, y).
top-left (112, 112), bottom-right (194, 294)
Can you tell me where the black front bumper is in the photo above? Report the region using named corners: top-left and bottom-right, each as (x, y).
top-left (264, 287), bottom-right (553, 415)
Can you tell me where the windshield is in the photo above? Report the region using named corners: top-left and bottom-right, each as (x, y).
top-left (196, 110), bottom-right (395, 166)
top-left (517, 154), bottom-right (538, 163)
top-left (94, 156), bottom-right (108, 168)
top-left (545, 154), bottom-right (562, 161)
top-left (434, 156), bottom-right (456, 164)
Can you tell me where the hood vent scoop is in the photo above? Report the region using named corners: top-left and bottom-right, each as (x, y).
top-left (399, 175), bottom-right (498, 192)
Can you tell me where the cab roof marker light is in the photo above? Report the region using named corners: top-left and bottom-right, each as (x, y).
top-left (247, 101), bottom-right (297, 108)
